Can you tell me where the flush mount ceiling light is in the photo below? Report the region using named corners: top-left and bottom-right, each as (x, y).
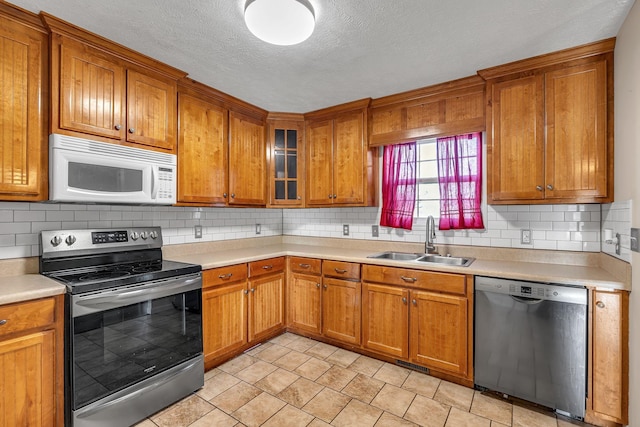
top-left (244, 0), bottom-right (315, 46)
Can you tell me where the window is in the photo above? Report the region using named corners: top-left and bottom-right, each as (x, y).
top-left (415, 138), bottom-right (439, 219)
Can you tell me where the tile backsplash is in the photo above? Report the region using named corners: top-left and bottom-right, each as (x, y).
top-left (0, 200), bottom-right (631, 262)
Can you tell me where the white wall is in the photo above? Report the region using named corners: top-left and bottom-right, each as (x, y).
top-left (614, 0), bottom-right (640, 424)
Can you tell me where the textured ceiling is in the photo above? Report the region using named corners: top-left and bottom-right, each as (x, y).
top-left (7, 0), bottom-right (636, 112)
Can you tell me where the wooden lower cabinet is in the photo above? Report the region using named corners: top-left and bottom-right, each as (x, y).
top-left (288, 257), bottom-right (322, 334)
top-left (362, 265), bottom-right (472, 383)
top-left (0, 296), bottom-right (64, 426)
top-left (322, 277), bottom-right (361, 345)
top-left (202, 259), bottom-right (285, 369)
top-left (587, 289), bottom-right (629, 426)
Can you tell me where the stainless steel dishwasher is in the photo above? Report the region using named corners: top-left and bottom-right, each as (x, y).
top-left (474, 276), bottom-right (587, 419)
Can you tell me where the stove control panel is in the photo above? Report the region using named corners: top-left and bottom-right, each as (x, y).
top-left (92, 231), bottom-right (128, 244)
top-left (40, 227), bottom-right (164, 257)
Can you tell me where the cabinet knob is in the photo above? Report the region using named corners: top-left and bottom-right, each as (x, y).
top-left (243, 289), bottom-right (249, 295)
top-left (250, 288), bottom-right (255, 293)
top-left (0, 319), bottom-right (7, 326)
top-left (223, 193), bottom-right (228, 198)
top-left (333, 194), bottom-right (337, 199)
top-left (400, 276), bottom-right (417, 283)
top-left (546, 184), bottom-right (554, 190)
top-left (231, 193), bottom-right (235, 198)
top-left (402, 297), bottom-right (407, 304)
top-left (316, 283), bottom-right (320, 288)
top-left (328, 194), bottom-right (333, 199)
top-left (536, 185), bottom-right (543, 191)
top-left (596, 301), bottom-right (605, 309)
top-left (297, 196), bottom-right (301, 200)
top-left (412, 299), bottom-right (417, 305)
top-left (128, 128), bottom-right (135, 133)
top-left (323, 284), bottom-right (328, 289)
top-left (115, 124), bottom-right (122, 130)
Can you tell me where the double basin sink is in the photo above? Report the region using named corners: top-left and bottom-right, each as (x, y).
top-left (367, 251), bottom-right (475, 267)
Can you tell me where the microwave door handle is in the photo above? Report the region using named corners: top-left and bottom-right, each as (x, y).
top-left (151, 165), bottom-right (159, 200)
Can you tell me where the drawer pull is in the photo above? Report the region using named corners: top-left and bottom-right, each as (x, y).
top-left (262, 265), bottom-right (273, 270)
top-left (299, 263), bottom-right (311, 268)
top-left (218, 273), bottom-right (233, 279)
top-left (596, 301), bottom-right (605, 309)
top-left (401, 276), bottom-right (417, 283)
top-left (0, 319), bottom-right (7, 326)
top-left (334, 268), bottom-right (348, 274)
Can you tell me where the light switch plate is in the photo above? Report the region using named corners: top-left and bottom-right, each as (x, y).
top-left (194, 225), bottom-right (202, 239)
top-left (343, 224), bottom-right (349, 236)
top-left (521, 229), bottom-right (532, 244)
top-left (372, 225), bottom-right (379, 237)
top-left (631, 228), bottom-right (639, 252)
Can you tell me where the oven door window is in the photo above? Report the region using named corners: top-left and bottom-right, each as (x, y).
top-left (72, 289), bottom-right (202, 409)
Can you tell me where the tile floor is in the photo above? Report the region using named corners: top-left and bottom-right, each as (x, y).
top-left (135, 333), bottom-right (596, 427)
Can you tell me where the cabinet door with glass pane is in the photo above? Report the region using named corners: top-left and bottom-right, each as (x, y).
top-left (267, 116), bottom-right (305, 207)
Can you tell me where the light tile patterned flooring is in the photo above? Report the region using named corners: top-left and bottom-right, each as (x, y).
top-left (135, 333), bottom-right (595, 427)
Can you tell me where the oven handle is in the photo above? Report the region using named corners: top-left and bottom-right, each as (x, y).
top-left (72, 274), bottom-right (201, 317)
top-left (76, 356), bottom-right (202, 419)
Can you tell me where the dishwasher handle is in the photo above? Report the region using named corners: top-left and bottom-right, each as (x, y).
top-left (511, 295), bottom-right (544, 305)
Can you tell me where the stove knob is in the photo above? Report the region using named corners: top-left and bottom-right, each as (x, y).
top-left (65, 235), bottom-right (76, 246)
top-left (140, 231), bottom-right (148, 240)
top-left (150, 231), bottom-right (158, 239)
top-left (130, 232), bottom-right (139, 241)
top-left (51, 235), bottom-right (62, 247)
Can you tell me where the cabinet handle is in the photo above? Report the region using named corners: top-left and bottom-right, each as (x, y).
top-left (546, 184), bottom-right (554, 190)
top-left (328, 194), bottom-right (333, 199)
top-left (596, 301), bottom-right (605, 309)
top-left (0, 319), bottom-right (7, 326)
top-left (400, 276), bottom-right (417, 283)
top-left (250, 288), bottom-right (255, 293)
top-left (297, 196), bottom-right (301, 200)
top-left (333, 194), bottom-right (337, 199)
top-left (299, 263), bottom-right (311, 269)
top-left (223, 193), bottom-right (228, 198)
top-left (114, 124), bottom-right (121, 130)
top-left (402, 297), bottom-right (407, 304)
top-left (218, 273), bottom-right (233, 279)
top-left (316, 283), bottom-right (320, 288)
top-left (536, 185), bottom-right (543, 191)
top-left (231, 193), bottom-right (235, 198)
top-left (412, 299), bottom-right (417, 305)
top-left (334, 268), bottom-right (347, 274)
top-left (262, 265), bottom-right (273, 270)
top-left (128, 128), bottom-right (135, 133)
top-left (323, 284), bottom-right (328, 289)
top-left (243, 289), bottom-right (249, 295)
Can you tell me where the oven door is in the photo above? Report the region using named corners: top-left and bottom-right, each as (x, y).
top-left (69, 274), bottom-right (203, 413)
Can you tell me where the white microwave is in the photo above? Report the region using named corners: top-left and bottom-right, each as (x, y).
top-left (49, 134), bottom-right (177, 205)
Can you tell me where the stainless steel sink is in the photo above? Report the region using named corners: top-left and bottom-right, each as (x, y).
top-left (367, 251), bottom-right (474, 267)
top-left (366, 251), bottom-right (424, 261)
top-left (416, 254), bottom-right (475, 267)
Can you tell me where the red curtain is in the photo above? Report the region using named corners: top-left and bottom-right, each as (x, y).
top-left (437, 133), bottom-right (484, 230)
top-left (380, 142), bottom-right (416, 230)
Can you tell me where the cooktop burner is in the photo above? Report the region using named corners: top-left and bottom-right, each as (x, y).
top-left (40, 227), bottom-right (201, 294)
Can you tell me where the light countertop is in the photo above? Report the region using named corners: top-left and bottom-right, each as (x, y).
top-left (0, 274), bottom-right (66, 306)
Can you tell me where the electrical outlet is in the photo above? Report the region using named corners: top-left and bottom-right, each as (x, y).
top-left (521, 229), bottom-right (531, 244)
top-left (256, 224), bottom-right (261, 235)
top-left (631, 228), bottom-right (639, 253)
top-left (194, 225), bottom-right (202, 239)
top-left (343, 224), bottom-right (349, 236)
top-left (372, 225), bottom-right (379, 237)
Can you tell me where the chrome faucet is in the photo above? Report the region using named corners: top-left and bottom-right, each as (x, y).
top-left (425, 215), bottom-right (438, 254)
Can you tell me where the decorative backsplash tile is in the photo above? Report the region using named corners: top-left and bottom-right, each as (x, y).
top-left (0, 201), bottom-right (631, 262)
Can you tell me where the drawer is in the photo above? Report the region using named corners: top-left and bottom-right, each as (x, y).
top-left (289, 257), bottom-right (321, 275)
top-left (0, 297), bottom-right (56, 338)
top-left (249, 257), bottom-right (286, 277)
top-left (323, 260), bottom-right (360, 280)
top-left (203, 264), bottom-right (247, 288)
top-left (363, 265), bottom-right (466, 295)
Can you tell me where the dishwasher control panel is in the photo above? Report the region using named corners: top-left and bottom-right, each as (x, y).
top-left (475, 276), bottom-right (587, 305)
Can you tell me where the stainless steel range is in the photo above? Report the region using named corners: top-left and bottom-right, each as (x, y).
top-left (40, 227), bottom-right (204, 427)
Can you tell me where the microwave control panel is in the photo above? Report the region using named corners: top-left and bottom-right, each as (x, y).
top-left (157, 167), bottom-right (175, 201)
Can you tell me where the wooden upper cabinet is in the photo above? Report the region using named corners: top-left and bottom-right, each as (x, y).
top-left (305, 99), bottom-right (376, 207)
top-left (228, 111), bottom-right (267, 205)
top-left (369, 76), bottom-right (485, 147)
top-left (44, 13), bottom-right (186, 154)
top-left (58, 39), bottom-right (125, 140)
top-left (0, 4), bottom-right (48, 200)
top-left (480, 38), bottom-right (614, 204)
top-left (488, 75), bottom-right (545, 201)
top-left (267, 113), bottom-right (305, 207)
top-left (177, 89), bottom-right (228, 205)
top-left (126, 70), bottom-right (177, 150)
